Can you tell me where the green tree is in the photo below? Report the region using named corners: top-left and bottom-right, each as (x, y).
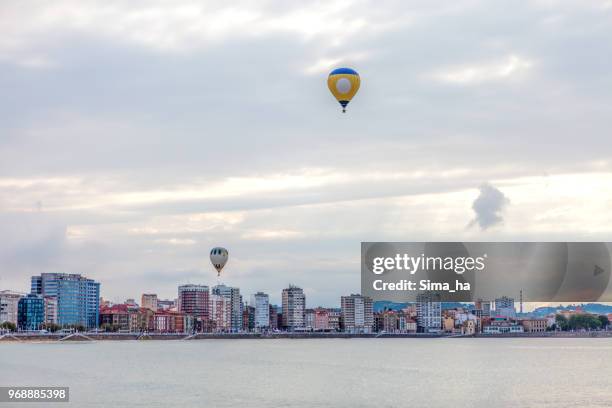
top-left (598, 315), bottom-right (609, 329)
top-left (555, 314), bottom-right (569, 331)
top-left (0, 321), bottom-right (17, 332)
top-left (568, 314), bottom-right (601, 331)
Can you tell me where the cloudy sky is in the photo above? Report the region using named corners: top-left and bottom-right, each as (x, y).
top-left (1, 0), bottom-right (612, 307)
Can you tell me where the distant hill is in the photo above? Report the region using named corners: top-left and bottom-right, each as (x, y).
top-left (532, 303), bottom-right (612, 317)
top-left (373, 301), bottom-right (612, 315)
top-left (373, 301), bottom-right (409, 312)
top-left (442, 302), bottom-right (473, 311)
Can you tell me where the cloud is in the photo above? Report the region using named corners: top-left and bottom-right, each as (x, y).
top-left (154, 238), bottom-right (197, 246)
top-left (433, 55), bottom-right (533, 85)
top-left (469, 183), bottom-right (510, 230)
top-left (304, 53), bottom-right (370, 75)
top-left (0, 0), bottom-right (396, 59)
top-left (0, 53), bottom-right (58, 70)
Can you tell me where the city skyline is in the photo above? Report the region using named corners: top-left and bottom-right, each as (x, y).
top-left (3, 271), bottom-right (612, 336)
top-left (4, 272), bottom-right (610, 314)
top-left (5, 273), bottom-right (610, 335)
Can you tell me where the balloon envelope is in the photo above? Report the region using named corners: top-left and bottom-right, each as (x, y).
top-left (210, 247), bottom-right (228, 276)
top-left (328, 68), bottom-right (360, 112)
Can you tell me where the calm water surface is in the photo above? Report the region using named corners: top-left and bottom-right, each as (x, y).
top-left (1, 338), bottom-right (611, 408)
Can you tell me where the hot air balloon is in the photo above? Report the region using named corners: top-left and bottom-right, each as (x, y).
top-left (210, 247), bottom-right (228, 277)
top-left (328, 67), bottom-right (360, 112)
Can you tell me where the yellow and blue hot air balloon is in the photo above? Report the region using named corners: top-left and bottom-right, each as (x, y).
top-left (328, 68), bottom-right (360, 113)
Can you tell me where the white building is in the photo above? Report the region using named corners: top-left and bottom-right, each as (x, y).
top-left (340, 294), bottom-right (374, 333)
top-left (494, 296), bottom-right (516, 318)
top-left (251, 292), bottom-right (270, 331)
top-left (416, 292), bottom-right (442, 332)
top-left (0, 290), bottom-right (23, 324)
top-left (210, 294), bottom-right (232, 332)
top-left (141, 294), bottom-right (158, 312)
top-left (282, 285), bottom-right (305, 330)
top-left (44, 296), bottom-right (58, 324)
top-left (212, 285), bottom-right (242, 332)
top-left (304, 309), bottom-right (315, 330)
top-left (483, 324), bottom-right (524, 334)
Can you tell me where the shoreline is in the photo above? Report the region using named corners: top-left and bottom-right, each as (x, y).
top-left (2, 331), bottom-right (612, 342)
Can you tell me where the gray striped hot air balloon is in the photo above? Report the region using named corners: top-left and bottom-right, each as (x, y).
top-left (210, 247), bottom-right (228, 277)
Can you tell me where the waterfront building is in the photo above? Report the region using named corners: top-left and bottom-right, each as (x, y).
top-left (405, 318), bottom-right (417, 333)
top-left (268, 304), bottom-right (280, 330)
top-left (416, 292), bottom-right (442, 332)
top-left (341, 294), bottom-right (374, 333)
top-left (482, 320), bottom-right (524, 334)
top-left (153, 312), bottom-right (172, 333)
top-left (305, 308), bottom-right (315, 330)
top-left (98, 304), bottom-right (153, 333)
top-left (374, 310), bottom-right (399, 333)
top-left (242, 305), bottom-right (255, 331)
top-left (282, 285), bottom-right (305, 330)
top-left (313, 307), bottom-right (330, 331)
top-left (374, 310), bottom-right (413, 333)
top-left (521, 318), bottom-right (547, 333)
top-left (462, 320), bottom-right (476, 335)
top-left (17, 294), bottom-right (45, 331)
top-left (212, 285), bottom-right (242, 332)
top-left (130, 308), bottom-right (154, 333)
top-left (44, 296), bottom-right (58, 324)
top-left (373, 313), bottom-right (382, 332)
top-left (397, 311), bottom-right (407, 332)
top-left (182, 313), bottom-right (195, 333)
top-left (276, 308), bottom-right (284, 329)
top-left (99, 304), bottom-right (130, 331)
top-left (494, 296), bottom-right (516, 318)
top-left (251, 292), bottom-right (270, 331)
top-left (210, 294), bottom-right (231, 332)
top-left (178, 284), bottom-right (210, 331)
top-left (443, 316), bottom-right (455, 333)
top-left (152, 310), bottom-right (192, 333)
top-left (100, 303), bottom-right (182, 333)
top-left (141, 294), bottom-right (158, 312)
top-left (0, 290), bottom-right (22, 324)
top-left (327, 308), bottom-right (341, 331)
top-left (474, 299), bottom-right (492, 318)
top-left (30, 273), bottom-right (100, 329)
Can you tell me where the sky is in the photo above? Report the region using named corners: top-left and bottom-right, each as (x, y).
top-left (1, 0), bottom-right (612, 308)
